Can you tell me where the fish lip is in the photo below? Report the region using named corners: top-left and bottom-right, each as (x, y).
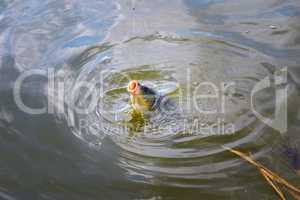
top-left (128, 80), bottom-right (139, 94)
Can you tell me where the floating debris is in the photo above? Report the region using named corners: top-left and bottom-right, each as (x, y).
top-left (269, 25), bottom-right (277, 29)
top-left (224, 147), bottom-right (300, 200)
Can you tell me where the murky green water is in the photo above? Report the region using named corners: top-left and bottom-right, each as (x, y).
top-left (0, 0), bottom-right (300, 199)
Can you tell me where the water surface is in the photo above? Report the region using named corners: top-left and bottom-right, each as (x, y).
top-left (0, 0), bottom-right (300, 199)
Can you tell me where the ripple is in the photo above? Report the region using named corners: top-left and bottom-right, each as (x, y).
top-left (60, 30), bottom-right (300, 190)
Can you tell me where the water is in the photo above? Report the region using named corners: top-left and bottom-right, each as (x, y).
top-left (0, 0), bottom-right (300, 199)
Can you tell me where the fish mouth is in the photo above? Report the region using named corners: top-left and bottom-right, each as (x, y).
top-left (128, 80), bottom-right (139, 94)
